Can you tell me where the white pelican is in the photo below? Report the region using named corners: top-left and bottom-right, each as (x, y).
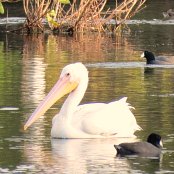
top-left (24, 62), bottom-right (142, 138)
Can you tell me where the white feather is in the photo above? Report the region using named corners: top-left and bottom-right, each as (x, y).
top-left (51, 63), bottom-right (142, 138)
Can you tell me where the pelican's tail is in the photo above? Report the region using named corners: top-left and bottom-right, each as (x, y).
top-left (119, 97), bottom-right (135, 110)
top-left (119, 97), bottom-right (143, 132)
top-left (137, 125), bottom-right (143, 131)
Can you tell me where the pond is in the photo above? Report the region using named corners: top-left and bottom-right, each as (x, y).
top-left (0, 0), bottom-right (174, 173)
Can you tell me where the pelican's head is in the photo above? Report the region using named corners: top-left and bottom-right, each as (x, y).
top-left (60, 62), bottom-right (88, 84)
top-left (24, 62), bottom-right (88, 130)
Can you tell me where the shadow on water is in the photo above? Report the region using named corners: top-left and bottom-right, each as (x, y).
top-left (22, 137), bottom-right (138, 173)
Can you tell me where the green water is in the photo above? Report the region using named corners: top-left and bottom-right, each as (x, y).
top-left (0, 0), bottom-right (174, 173)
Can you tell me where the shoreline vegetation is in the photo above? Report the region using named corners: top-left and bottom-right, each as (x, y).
top-left (0, 0), bottom-right (146, 34)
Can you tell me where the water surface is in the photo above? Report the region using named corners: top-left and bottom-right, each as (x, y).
top-left (0, 0), bottom-right (174, 173)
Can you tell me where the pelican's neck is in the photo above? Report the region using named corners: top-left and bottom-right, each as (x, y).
top-left (59, 76), bottom-right (88, 122)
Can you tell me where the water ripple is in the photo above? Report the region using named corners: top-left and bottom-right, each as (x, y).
top-left (1, 18), bottom-right (174, 26)
top-left (86, 62), bottom-right (144, 68)
top-left (86, 62), bottom-right (174, 69)
top-left (0, 107), bottom-right (19, 111)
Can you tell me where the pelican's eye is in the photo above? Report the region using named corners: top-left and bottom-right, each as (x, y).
top-left (66, 73), bottom-right (70, 77)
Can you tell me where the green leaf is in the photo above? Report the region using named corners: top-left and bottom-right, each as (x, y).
top-left (58, 0), bottom-right (70, 4)
top-left (0, 2), bottom-right (4, 14)
top-left (46, 13), bottom-right (52, 22)
top-left (49, 10), bottom-right (56, 17)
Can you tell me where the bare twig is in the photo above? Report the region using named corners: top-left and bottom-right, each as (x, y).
top-left (21, 0), bottom-right (146, 33)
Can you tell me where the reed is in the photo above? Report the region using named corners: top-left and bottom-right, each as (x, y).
top-left (23, 0), bottom-right (146, 33)
top-left (23, 0), bottom-right (51, 33)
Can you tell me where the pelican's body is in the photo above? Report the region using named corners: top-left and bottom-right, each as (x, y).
top-left (24, 63), bottom-right (141, 138)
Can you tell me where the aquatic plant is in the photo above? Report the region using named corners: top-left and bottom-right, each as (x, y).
top-left (0, 2), bottom-right (4, 14)
top-left (22, 0), bottom-right (146, 33)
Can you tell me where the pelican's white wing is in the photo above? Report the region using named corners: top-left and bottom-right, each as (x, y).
top-left (72, 97), bottom-right (141, 137)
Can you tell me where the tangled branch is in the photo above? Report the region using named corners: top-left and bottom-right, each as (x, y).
top-left (22, 0), bottom-right (146, 33)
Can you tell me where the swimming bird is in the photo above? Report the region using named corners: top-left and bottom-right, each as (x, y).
top-left (163, 9), bottom-right (174, 19)
top-left (24, 62), bottom-right (141, 138)
top-left (141, 51), bottom-right (174, 65)
top-left (114, 133), bottom-right (163, 157)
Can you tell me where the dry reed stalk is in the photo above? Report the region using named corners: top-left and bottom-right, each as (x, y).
top-left (23, 0), bottom-right (51, 33)
top-left (23, 0), bottom-right (146, 34)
